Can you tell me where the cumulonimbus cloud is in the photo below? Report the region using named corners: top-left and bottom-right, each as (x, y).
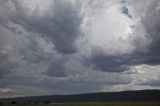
top-left (0, 0), bottom-right (160, 98)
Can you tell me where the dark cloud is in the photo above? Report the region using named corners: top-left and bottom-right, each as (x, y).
top-left (0, 54), bottom-right (14, 78)
top-left (132, 0), bottom-right (160, 65)
top-left (87, 42), bottom-right (160, 73)
top-left (0, 0), bottom-right (82, 78)
top-left (140, 80), bottom-right (160, 87)
top-left (88, 51), bottom-right (160, 73)
top-left (0, 0), bottom-right (160, 98)
top-left (87, 51), bottom-right (130, 72)
top-left (85, 0), bottom-right (160, 73)
top-left (2, 0), bottom-right (82, 54)
top-left (45, 57), bottom-right (67, 77)
top-left (121, 6), bottom-right (132, 18)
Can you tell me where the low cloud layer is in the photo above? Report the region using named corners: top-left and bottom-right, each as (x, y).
top-left (0, 0), bottom-right (160, 98)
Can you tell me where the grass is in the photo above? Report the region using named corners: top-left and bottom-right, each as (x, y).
top-left (2, 102), bottom-right (160, 106)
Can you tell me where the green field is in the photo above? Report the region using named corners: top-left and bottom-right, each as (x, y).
top-left (2, 102), bottom-right (160, 106)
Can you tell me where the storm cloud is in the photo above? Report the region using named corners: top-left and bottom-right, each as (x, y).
top-left (0, 0), bottom-right (160, 98)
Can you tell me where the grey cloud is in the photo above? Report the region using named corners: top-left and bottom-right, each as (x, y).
top-left (88, 51), bottom-right (160, 73)
top-left (10, 0), bottom-right (82, 54)
top-left (87, 52), bottom-right (129, 72)
top-left (46, 65), bottom-right (67, 77)
top-left (0, 54), bottom-right (15, 78)
top-left (0, 0), bottom-right (84, 96)
top-left (85, 0), bottom-right (160, 73)
top-left (0, 0), bottom-right (82, 79)
top-left (45, 56), bottom-right (67, 77)
top-left (121, 6), bottom-right (132, 19)
top-left (141, 80), bottom-right (160, 87)
top-left (41, 80), bottom-right (101, 94)
top-left (132, 0), bottom-right (160, 65)
top-left (1, 0), bottom-right (160, 98)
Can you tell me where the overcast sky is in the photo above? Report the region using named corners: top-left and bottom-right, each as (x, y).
top-left (0, 0), bottom-right (160, 98)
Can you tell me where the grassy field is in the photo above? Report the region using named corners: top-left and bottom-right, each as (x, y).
top-left (2, 102), bottom-right (160, 106)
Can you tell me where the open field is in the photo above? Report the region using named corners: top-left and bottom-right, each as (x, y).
top-left (1, 102), bottom-right (160, 106)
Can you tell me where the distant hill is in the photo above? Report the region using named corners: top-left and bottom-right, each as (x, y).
top-left (0, 90), bottom-right (160, 104)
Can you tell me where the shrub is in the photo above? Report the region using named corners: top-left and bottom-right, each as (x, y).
top-left (44, 101), bottom-right (51, 104)
top-left (0, 102), bottom-right (3, 105)
top-left (34, 101), bottom-right (39, 104)
top-left (11, 101), bottom-right (17, 104)
top-left (28, 100), bottom-right (32, 104)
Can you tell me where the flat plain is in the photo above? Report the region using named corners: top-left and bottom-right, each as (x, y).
top-left (2, 102), bottom-right (160, 106)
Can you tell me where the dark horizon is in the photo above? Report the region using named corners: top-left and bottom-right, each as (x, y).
top-left (1, 89), bottom-right (159, 99)
top-left (1, 89), bottom-right (160, 104)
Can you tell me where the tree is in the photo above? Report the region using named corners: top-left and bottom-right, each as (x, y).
top-left (28, 100), bottom-right (32, 104)
top-left (44, 101), bottom-right (51, 104)
top-left (11, 100), bottom-right (17, 104)
top-left (34, 101), bottom-right (39, 104)
top-left (0, 102), bottom-right (3, 105)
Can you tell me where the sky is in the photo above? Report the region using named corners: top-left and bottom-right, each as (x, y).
top-left (0, 0), bottom-right (160, 98)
